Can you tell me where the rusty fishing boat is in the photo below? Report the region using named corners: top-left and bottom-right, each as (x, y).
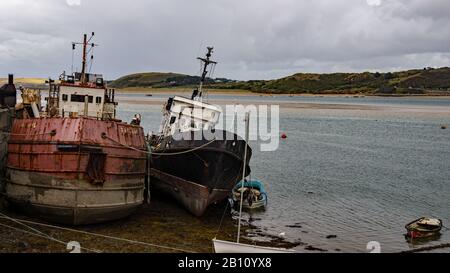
top-left (5, 33), bottom-right (147, 225)
top-left (149, 47), bottom-right (251, 216)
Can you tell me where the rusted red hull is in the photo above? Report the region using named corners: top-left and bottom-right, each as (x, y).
top-left (5, 117), bottom-right (147, 225)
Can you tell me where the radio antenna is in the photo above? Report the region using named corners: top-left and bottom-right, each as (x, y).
top-left (193, 46), bottom-right (217, 101)
top-left (72, 32), bottom-right (98, 84)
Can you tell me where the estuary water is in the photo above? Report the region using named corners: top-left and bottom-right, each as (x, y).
top-left (117, 93), bottom-right (450, 253)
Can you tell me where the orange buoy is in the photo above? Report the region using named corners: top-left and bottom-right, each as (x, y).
top-left (281, 133), bottom-right (287, 139)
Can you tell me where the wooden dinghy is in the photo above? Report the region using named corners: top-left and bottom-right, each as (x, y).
top-left (232, 180), bottom-right (267, 209)
top-left (405, 217), bottom-right (442, 239)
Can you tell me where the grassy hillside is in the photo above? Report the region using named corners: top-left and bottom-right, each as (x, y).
top-left (108, 67), bottom-right (450, 95)
top-left (3, 68), bottom-right (450, 95)
top-left (109, 72), bottom-right (204, 89)
top-left (213, 67), bottom-right (450, 95)
top-left (109, 72), bottom-right (185, 88)
top-left (109, 72), bottom-right (234, 89)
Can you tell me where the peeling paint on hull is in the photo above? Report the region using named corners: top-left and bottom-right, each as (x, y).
top-left (5, 117), bottom-right (147, 225)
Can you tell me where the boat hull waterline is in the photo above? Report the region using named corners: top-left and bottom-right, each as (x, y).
top-left (150, 130), bottom-right (252, 216)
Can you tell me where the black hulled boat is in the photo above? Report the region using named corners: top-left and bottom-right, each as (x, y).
top-left (149, 47), bottom-right (251, 216)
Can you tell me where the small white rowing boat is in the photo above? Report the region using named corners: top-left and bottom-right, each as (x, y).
top-left (213, 239), bottom-right (295, 253)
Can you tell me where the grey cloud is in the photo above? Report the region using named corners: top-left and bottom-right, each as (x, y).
top-left (0, 0), bottom-right (449, 81)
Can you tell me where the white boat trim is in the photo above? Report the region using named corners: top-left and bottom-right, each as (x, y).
top-left (213, 238), bottom-right (296, 253)
top-left (173, 96), bottom-right (222, 112)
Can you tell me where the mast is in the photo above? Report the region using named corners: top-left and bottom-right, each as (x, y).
top-left (237, 111), bottom-right (250, 244)
top-left (193, 47), bottom-right (217, 100)
top-left (72, 32), bottom-right (97, 84)
top-left (81, 34), bottom-right (87, 84)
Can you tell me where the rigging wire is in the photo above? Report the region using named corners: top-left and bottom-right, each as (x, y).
top-left (88, 47), bottom-right (94, 73)
top-left (102, 134), bottom-right (216, 156)
top-left (213, 200), bottom-right (230, 239)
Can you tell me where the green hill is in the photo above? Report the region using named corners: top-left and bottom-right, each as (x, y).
top-left (109, 72), bottom-right (234, 89)
top-left (110, 67), bottom-right (450, 95)
top-left (109, 72), bottom-right (186, 88)
top-left (213, 67), bottom-right (450, 95)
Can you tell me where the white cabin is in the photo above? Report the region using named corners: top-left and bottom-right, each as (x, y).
top-left (59, 85), bottom-right (105, 118)
top-left (159, 96), bottom-right (221, 136)
top-left (46, 72), bottom-right (116, 120)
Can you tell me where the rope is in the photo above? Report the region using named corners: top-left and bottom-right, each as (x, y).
top-left (400, 243), bottom-right (450, 253)
top-left (0, 222), bottom-right (100, 253)
top-left (0, 211), bottom-right (50, 239)
top-left (103, 134), bottom-right (216, 156)
top-left (151, 139), bottom-right (216, 156)
top-left (0, 215), bottom-right (196, 253)
top-left (214, 199), bottom-right (230, 239)
top-left (0, 213), bottom-right (100, 253)
top-left (88, 47), bottom-right (94, 73)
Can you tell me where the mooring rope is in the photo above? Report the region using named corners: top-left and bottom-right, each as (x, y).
top-left (0, 215), bottom-right (196, 253)
top-left (0, 222), bottom-right (100, 253)
top-left (102, 134), bottom-right (216, 156)
top-left (0, 212), bottom-right (100, 253)
top-left (0, 211), bottom-right (52, 239)
top-left (214, 199), bottom-right (230, 240)
top-left (400, 243), bottom-right (450, 253)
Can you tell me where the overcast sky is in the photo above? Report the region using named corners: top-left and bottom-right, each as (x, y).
top-left (1, 0), bottom-right (450, 80)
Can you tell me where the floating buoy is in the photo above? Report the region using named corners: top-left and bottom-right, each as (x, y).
top-left (281, 133), bottom-right (287, 139)
top-left (441, 124), bottom-right (447, 130)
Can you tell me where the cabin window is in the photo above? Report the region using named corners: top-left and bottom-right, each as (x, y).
top-left (96, 97), bottom-right (102, 104)
top-left (170, 116), bottom-right (177, 124)
top-left (71, 94), bottom-right (93, 103)
top-left (96, 78), bottom-right (104, 87)
top-left (62, 94), bottom-right (68, 101)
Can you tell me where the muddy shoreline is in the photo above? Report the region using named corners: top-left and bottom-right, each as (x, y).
top-left (116, 97), bottom-right (450, 114)
top-left (0, 195), bottom-right (307, 253)
top-left (116, 88), bottom-right (450, 98)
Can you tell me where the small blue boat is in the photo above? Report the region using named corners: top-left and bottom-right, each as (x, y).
top-left (232, 180), bottom-right (267, 209)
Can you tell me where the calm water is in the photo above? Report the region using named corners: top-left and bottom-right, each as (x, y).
top-left (117, 94), bottom-right (450, 253)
